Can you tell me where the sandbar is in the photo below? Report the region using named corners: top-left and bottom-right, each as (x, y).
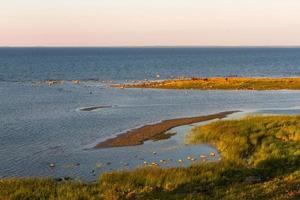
top-left (95, 111), bottom-right (238, 148)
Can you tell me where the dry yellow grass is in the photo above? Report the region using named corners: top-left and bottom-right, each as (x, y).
top-left (116, 77), bottom-right (300, 90)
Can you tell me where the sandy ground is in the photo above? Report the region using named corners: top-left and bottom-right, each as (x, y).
top-left (95, 111), bottom-right (237, 148)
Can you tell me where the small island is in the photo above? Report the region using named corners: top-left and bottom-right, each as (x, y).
top-left (114, 77), bottom-right (300, 90)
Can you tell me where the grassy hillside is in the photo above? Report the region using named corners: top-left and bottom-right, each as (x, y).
top-left (1, 115), bottom-right (299, 200)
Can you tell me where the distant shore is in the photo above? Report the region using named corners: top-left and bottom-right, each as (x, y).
top-left (112, 77), bottom-right (300, 90)
top-left (95, 111), bottom-right (237, 148)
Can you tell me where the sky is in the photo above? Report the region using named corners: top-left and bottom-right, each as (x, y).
top-left (1, 0), bottom-right (300, 46)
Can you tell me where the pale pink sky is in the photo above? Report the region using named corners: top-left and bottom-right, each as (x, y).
top-left (1, 0), bottom-right (300, 46)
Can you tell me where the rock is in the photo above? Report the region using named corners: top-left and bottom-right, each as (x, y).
top-left (72, 80), bottom-right (80, 84)
top-left (48, 81), bottom-right (54, 86)
top-left (95, 163), bottom-right (102, 169)
top-left (54, 177), bottom-right (63, 182)
top-left (63, 176), bottom-right (73, 181)
top-left (244, 176), bottom-right (262, 184)
top-left (187, 156), bottom-right (194, 160)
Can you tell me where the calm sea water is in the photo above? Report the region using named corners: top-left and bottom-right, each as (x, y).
top-left (1, 48), bottom-right (300, 181)
top-left (1, 47), bottom-right (300, 82)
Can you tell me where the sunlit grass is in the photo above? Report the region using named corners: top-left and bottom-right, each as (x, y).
top-left (1, 115), bottom-right (300, 199)
top-left (187, 115), bottom-right (300, 165)
top-left (121, 77), bottom-right (300, 90)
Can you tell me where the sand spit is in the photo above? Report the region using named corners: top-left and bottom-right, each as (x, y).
top-left (95, 111), bottom-right (238, 148)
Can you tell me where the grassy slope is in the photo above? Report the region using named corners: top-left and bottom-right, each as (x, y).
top-left (1, 116), bottom-right (300, 200)
top-left (121, 77), bottom-right (300, 90)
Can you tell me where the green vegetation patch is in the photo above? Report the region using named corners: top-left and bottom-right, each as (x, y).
top-left (188, 115), bottom-right (300, 166)
top-left (1, 115), bottom-right (300, 199)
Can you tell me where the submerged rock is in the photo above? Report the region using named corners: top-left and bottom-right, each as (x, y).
top-left (54, 177), bottom-right (73, 182)
top-left (49, 163), bottom-right (55, 168)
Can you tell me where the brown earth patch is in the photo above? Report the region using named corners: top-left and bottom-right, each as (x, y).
top-left (95, 111), bottom-right (238, 148)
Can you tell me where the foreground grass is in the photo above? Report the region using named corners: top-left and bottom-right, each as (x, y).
top-left (1, 115), bottom-right (300, 199)
top-left (118, 77), bottom-right (300, 90)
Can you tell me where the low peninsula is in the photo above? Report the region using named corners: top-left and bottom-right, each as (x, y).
top-left (113, 77), bottom-right (300, 90)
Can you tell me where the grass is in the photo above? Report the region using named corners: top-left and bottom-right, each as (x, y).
top-left (187, 115), bottom-right (300, 164)
top-left (1, 115), bottom-right (300, 199)
top-left (118, 77), bottom-right (300, 90)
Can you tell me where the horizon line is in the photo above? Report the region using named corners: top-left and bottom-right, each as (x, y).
top-left (1, 45), bottom-right (300, 48)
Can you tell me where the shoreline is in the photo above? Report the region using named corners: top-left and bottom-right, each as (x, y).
top-left (2, 114), bottom-right (299, 199)
top-left (112, 77), bottom-right (300, 90)
top-left (95, 111), bottom-right (238, 148)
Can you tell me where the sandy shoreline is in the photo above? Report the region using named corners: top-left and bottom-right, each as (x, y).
top-left (112, 77), bottom-right (300, 90)
top-left (95, 111), bottom-right (238, 148)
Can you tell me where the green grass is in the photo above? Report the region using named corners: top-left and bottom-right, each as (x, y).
top-left (0, 178), bottom-right (102, 200)
top-left (187, 115), bottom-right (300, 165)
top-left (1, 115), bottom-right (300, 199)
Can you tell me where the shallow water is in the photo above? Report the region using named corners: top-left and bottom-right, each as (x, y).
top-left (1, 47), bottom-right (300, 181)
top-left (1, 81), bottom-right (300, 181)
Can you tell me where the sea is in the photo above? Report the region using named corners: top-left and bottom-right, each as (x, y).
top-left (1, 47), bottom-right (300, 181)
